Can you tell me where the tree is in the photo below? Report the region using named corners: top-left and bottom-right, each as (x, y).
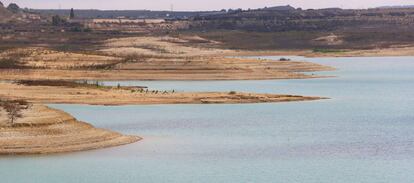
top-left (0, 1), bottom-right (4, 7)
top-left (7, 3), bottom-right (20, 13)
top-left (3, 102), bottom-right (23, 125)
top-left (70, 8), bottom-right (75, 19)
top-left (0, 100), bottom-right (30, 126)
top-left (52, 15), bottom-right (64, 26)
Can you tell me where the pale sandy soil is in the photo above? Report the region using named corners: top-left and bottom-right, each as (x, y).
top-left (1, 47), bottom-right (122, 69)
top-left (0, 36), bottom-right (333, 81)
top-left (0, 82), bottom-right (326, 105)
top-left (0, 60), bottom-right (332, 81)
top-left (0, 104), bottom-right (140, 155)
top-left (21, 48), bottom-right (122, 69)
top-left (100, 36), bottom-right (230, 57)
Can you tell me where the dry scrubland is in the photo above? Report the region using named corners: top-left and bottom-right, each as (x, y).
top-left (0, 35), bottom-right (333, 81)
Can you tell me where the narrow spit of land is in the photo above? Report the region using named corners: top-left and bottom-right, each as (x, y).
top-left (0, 104), bottom-right (140, 155)
top-left (0, 81), bottom-right (326, 105)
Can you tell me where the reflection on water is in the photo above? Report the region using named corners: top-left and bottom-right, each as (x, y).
top-left (1, 56), bottom-right (414, 183)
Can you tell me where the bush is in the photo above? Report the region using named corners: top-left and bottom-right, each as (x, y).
top-left (279, 58), bottom-right (290, 61)
top-left (0, 57), bottom-right (24, 69)
top-left (229, 91), bottom-right (237, 95)
top-left (312, 48), bottom-right (346, 53)
top-left (52, 15), bottom-right (66, 26)
top-left (7, 3), bottom-right (20, 13)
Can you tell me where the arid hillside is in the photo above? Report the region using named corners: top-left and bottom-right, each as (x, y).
top-left (183, 7), bottom-right (414, 50)
top-left (189, 8), bottom-right (414, 32)
top-left (0, 34), bottom-right (333, 81)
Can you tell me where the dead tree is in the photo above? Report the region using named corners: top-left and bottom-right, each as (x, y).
top-left (4, 102), bottom-right (23, 125)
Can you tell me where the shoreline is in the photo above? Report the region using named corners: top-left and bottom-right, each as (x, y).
top-left (0, 83), bottom-right (325, 155)
top-left (0, 58), bottom-right (333, 81)
top-left (228, 46), bottom-right (414, 58)
top-left (0, 82), bottom-right (327, 106)
top-left (0, 104), bottom-right (141, 155)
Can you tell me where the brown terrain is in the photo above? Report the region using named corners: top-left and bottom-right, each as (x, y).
top-left (0, 27), bottom-right (332, 155)
top-left (0, 82), bottom-right (325, 105)
top-left (0, 79), bottom-right (324, 155)
top-left (0, 36), bottom-right (333, 81)
top-left (0, 104), bottom-right (140, 155)
top-left (2, 3), bottom-right (414, 155)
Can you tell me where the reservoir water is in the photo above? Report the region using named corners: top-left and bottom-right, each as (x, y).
top-left (1, 56), bottom-right (414, 183)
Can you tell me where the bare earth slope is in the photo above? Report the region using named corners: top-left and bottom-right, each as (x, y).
top-left (0, 104), bottom-right (140, 155)
top-left (0, 36), bottom-right (333, 81)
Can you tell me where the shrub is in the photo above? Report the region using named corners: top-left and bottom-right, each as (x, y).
top-left (279, 58), bottom-right (290, 61)
top-left (312, 48), bottom-right (346, 53)
top-left (0, 58), bottom-right (21, 69)
top-left (7, 3), bottom-right (20, 13)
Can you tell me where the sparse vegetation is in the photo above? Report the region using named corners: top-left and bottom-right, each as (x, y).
top-left (16, 80), bottom-right (106, 88)
top-left (0, 99), bottom-right (31, 126)
top-left (52, 15), bottom-right (66, 26)
top-left (312, 48), bottom-right (347, 53)
top-left (0, 57), bottom-right (23, 69)
top-left (15, 80), bottom-right (149, 92)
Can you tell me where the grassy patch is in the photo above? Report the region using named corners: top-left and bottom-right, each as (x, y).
top-left (0, 56), bottom-right (31, 69)
top-left (15, 80), bottom-right (106, 89)
top-left (15, 80), bottom-right (148, 91)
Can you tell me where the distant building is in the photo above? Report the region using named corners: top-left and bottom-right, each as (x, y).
top-left (264, 5), bottom-right (296, 11)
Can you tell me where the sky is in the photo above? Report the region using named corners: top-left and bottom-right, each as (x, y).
top-left (2, 0), bottom-right (413, 11)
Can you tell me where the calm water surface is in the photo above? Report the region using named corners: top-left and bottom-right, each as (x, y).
top-left (1, 56), bottom-right (414, 183)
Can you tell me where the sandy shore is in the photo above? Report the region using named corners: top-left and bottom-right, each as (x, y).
top-left (0, 104), bottom-right (140, 155)
top-left (0, 82), bottom-right (326, 105)
top-left (0, 57), bottom-right (333, 81)
top-left (0, 36), bottom-right (334, 81)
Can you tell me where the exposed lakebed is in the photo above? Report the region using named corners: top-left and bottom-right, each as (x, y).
top-left (1, 56), bottom-right (414, 183)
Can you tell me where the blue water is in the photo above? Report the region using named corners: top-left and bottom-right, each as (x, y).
top-left (1, 56), bottom-right (414, 183)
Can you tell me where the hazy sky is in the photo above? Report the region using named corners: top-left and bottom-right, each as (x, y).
top-left (2, 0), bottom-right (413, 11)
